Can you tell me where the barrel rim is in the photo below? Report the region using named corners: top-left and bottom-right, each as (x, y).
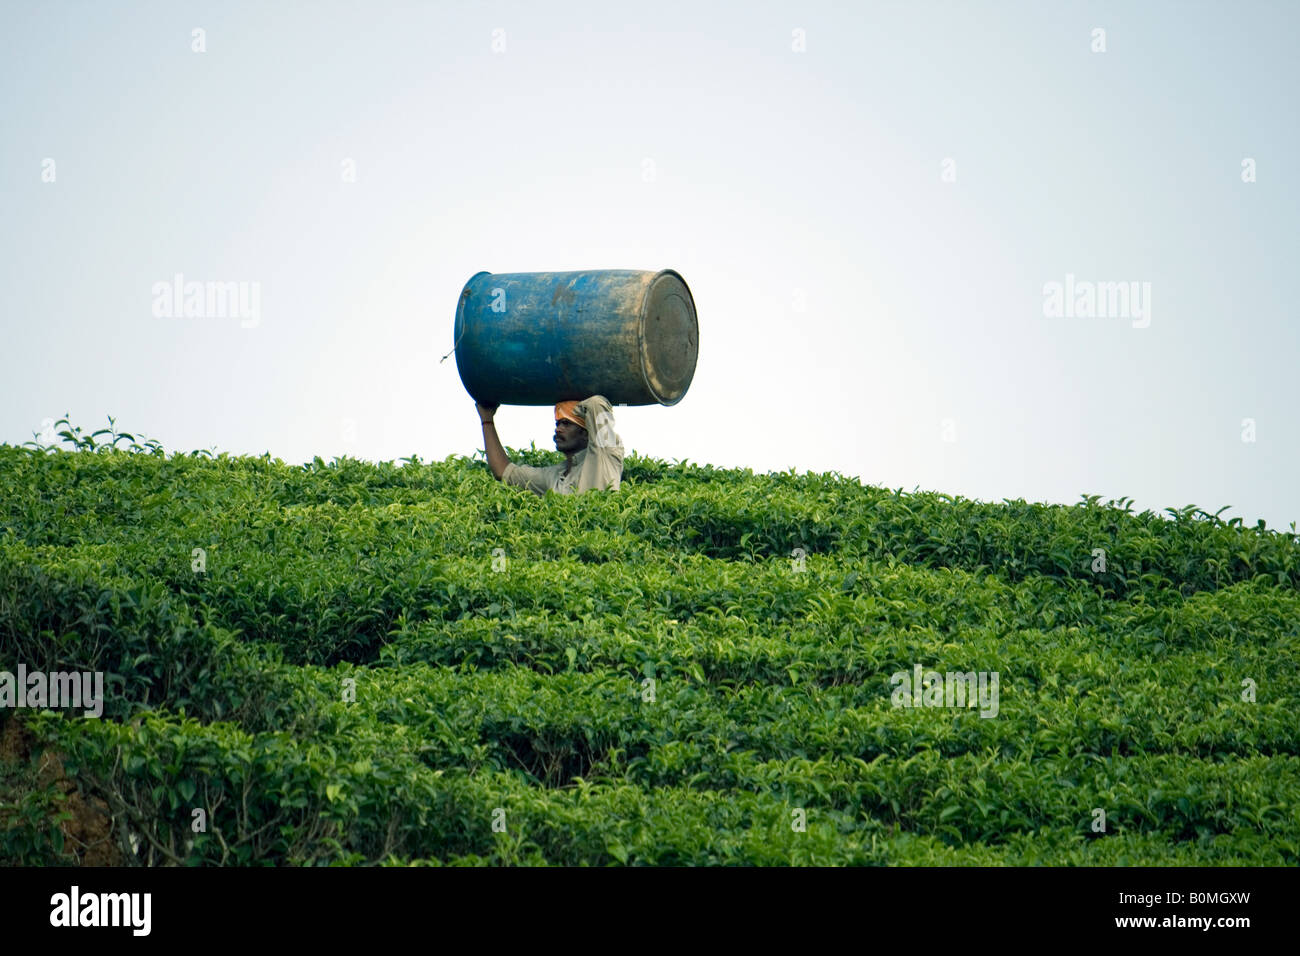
top-left (453, 271), bottom-right (493, 403)
top-left (639, 269), bottom-right (698, 407)
top-left (454, 272), bottom-right (493, 350)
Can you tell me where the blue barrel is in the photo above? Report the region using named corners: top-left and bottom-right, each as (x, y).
top-left (453, 269), bottom-right (698, 407)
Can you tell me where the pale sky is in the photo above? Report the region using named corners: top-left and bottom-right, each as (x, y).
top-left (4, 0), bottom-right (1296, 531)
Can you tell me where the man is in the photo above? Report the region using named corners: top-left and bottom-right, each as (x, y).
top-left (475, 394), bottom-right (623, 495)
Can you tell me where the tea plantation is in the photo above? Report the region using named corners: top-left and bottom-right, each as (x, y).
top-left (2, 434), bottom-right (1298, 865)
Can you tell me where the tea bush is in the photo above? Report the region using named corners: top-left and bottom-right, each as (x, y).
top-left (1, 427), bottom-right (1297, 865)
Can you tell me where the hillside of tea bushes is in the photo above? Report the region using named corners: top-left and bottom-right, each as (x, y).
top-left (2, 430), bottom-right (1298, 866)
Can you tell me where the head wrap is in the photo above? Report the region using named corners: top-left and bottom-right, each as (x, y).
top-left (554, 400), bottom-right (586, 429)
top-left (553, 395), bottom-right (622, 493)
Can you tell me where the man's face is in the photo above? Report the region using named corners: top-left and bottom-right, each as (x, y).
top-left (554, 418), bottom-right (588, 453)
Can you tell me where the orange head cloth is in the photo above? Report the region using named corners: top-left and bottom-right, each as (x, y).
top-left (554, 400), bottom-right (586, 429)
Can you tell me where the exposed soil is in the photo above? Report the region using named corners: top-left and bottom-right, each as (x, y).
top-left (1, 718), bottom-right (124, 866)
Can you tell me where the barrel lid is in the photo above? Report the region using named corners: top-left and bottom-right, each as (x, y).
top-left (639, 270), bottom-right (698, 406)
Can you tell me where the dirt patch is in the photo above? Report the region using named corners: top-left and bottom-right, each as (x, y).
top-left (1, 718), bottom-right (124, 866)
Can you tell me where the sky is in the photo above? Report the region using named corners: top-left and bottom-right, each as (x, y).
top-left (3, 0), bottom-right (1297, 531)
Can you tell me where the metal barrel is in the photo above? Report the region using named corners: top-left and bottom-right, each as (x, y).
top-left (453, 269), bottom-right (698, 407)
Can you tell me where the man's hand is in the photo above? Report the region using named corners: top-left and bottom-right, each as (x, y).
top-left (476, 401), bottom-right (498, 422)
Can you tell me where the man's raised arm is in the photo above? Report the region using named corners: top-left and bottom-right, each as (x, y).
top-left (476, 402), bottom-right (509, 480)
